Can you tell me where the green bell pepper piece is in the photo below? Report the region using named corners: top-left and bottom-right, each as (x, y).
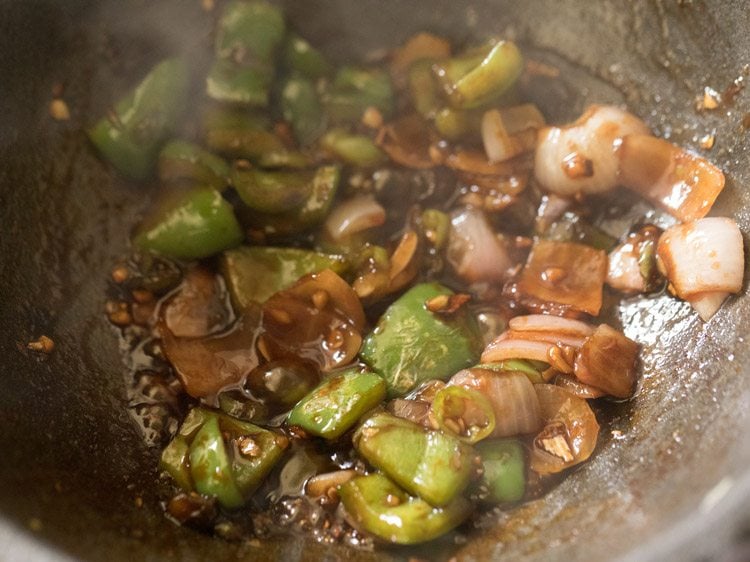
top-left (324, 66), bottom-right (394, 123)
top-left (87, 58), bottom-right (189, 180)
top-left (446, 41), bottom-right (524, 109)
top-left (160, 408), bottom-right (288, 509)
top-left (339, 473), bottom-right (471, 545)
top-left (360, 283), bottom-right (481, 397)
top-left (133, 187), bottom-right (243, 260)
top-left (287, 367), bottom-right (386, 439)
top-left (220, 245), bottom-right (348, 308)
top-left (408, 59), bottom-right (442, 118)
top-left (353, 412), bottom-right (476, 506)
top-left (476, 439), bottom-right (526, 503)
top-left (433, 106), bottom-right (484, 141)
top-left (421, 208), bottom-right (450, 249)
top-left (208, 0), bottom-right (285, 107)
top-left (239, 165), bottom-right (340, 236)
top-left (281, 76), bottom-right (326, 146)
top-left (431, 385), bottom-right (495, 444)
top-left (283, 34), bottom-right (333, 80)
top-left (158, 140), bottom-right (229, 190)
top-left (189, 416), bottom-right (245, 508)
top-left (321, 128), bottom-right (386, 167)
top-left (475, 360), bottom-right (545, 385)
top-left (202, 106), bottom-right (287, 161)
top-left (232, 168), bottom-right (317, 214)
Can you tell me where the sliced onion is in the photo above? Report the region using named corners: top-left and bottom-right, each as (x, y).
top-left (449, 368), bottom-right (542, 438)
top-left (573, 324), bottom-right (638, 399)
top-left (164, 266), bottom-right (230, 338)
top-left (554, 375), bottom-right (605, 399)
top-left (444, 148), bottom-right (534, 176)
top-left (530, 384), bottom-right (600, 475)
top-left (687, 291), bottom-right (731, 322)
top-left (482, 108), bottom-right (539, 163)
top-left (656, 218), bottom-right (744, 307)
top-left (324, 196), bottom-right (386, 243)
top-left (497, 329), bottom-right (587, 349)
top-left (447, 207), bottom-right (514, 283)
top-left (513, 239), bottom-right (607, 316)
top-left (161, 307), bottom-right (262, 399)
top-left (535, 194), bottom-right (572, 234)
top-left (618, 134), bottom-right (725, 221)
top-left (509, 314), bottom-right (594, 338)
top-left (305, 469), bottom-right (357, 498)
top-left (534, 105), bottom-right (650, 197)
top-left (607, 239), bottom-right (645, 293)
top-left (481, 337), bottom-right (554, 364)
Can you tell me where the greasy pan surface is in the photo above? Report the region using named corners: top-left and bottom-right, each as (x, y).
top-left (1, 1), bottom-right (749, 560)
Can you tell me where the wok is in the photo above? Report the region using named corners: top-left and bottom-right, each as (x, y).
top-left (1, 1), bottom-right (749, 560)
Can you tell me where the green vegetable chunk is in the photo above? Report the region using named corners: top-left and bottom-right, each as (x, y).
top-left (160, 408), bottom-right (288, 509)
top-left (408, 59), bottom-right (441, 118)
top-left (220, 245), bottom-right (348, 308)
top-left (321, 128), bottom-right (386, 167)
top-left (360, 283), bottom-right (481, 397)
top-left (88, 58), bottom-right (189, 179)
top-left (431, 385), bottom-right (495, 443)
top-left (324, 66), bottom-right (394, 123)
top-left (158, 140), bottom-right (229, 190)
top-left (339, 473), bottom-right (471, 545)
top-left (232, 168), bottom-right (318, 214)
top-left (288, 368), bottom-right (386, 439)
top-left (202, 106), bottom-right (287, 160)
top-left (208, 0), bottom-right (286, 107)
top-left (281, 76), bottom-right (326, 146)
top-left (283, 34), bottom-right (333, 79)
top-left (133, 187), bottom-right (243, 260)
top-left (353, 412), bottom-right (475, 506)
top-left (476, 439), bottom-right (526, 503)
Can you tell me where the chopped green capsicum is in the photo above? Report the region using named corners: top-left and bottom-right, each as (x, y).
top-left (288, 367), bottom-right (386, 439)
top-left (430, 385), bottom-right (495, 444)
top-left (201, 106), bottom-right (289, 161)
top-left (160, 408), bottom-right (288, 509)
top-left (220, 245), bottom-right (348, 308)
top-left (339, 473), bottom-right (471, 545)
top-left (88, 58), bottom-right (189, 179)
top-left (283, 33), bottom-right (333, 80)
top-left (232, 167), bottom-right (319, 214)
top-left (238, 165), bottom-right (340, 236)
top-left (476, 439), bottom-right (526, 503)
top-left (158, 140), bottom-right (229, 190)
top-left (133, 186), bottom-right (243, 260)
top-left (321, 128), bottom-right (386, 167)
top-left (324, 66), bottom-right (394, 123)
top-left (281, 76), bottom-right (327, 146)
top-left (207, 0), bottom-right (286, 107)
top-left (353, 412), bottom-right (476, 506)
top-left (360, 283), bottom-right (481, 397)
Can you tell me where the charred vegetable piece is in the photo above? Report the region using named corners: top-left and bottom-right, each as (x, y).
top-left (133, 187), bottom-right (243, 260)
top-left (239, 165), bottom-right (341, 236)
top-left (207, 0), bottom-right (285, 106)
top-left (88, 58), bottom-right (189, 179)
top-left (202, 106), bottom-right (287, 160)
top-left (283, 33), bottom-right (333, 79)
top-left (260, 269), bottom-right (365, 372)
top-left (360, 283), bottom-right (481, 397)
top-left (158, 140), bottom-right (229, 190)
top-left (160, 407), bottom-right (288, 509)
top-left (438, 41), bottom-right (523, 109)
top-left (221, 245), bottom-right (348, 308)
top-left (339, 473), bottom-right (471, 545)
top-left (281, 76), bottom-right (326, 146)
top-left (430, 385), bottom-right (496, 443)
top-left (476, 439), bottom-right (526, 503)
top-left (321, 128), bottom-right (386, 167)
top-left (324, 66), bottom-right (394, 123)
top-left (353, 412), bottom-right (476, 506)
top-left (161, 306), bottom-right (262, 398)
top-left (288, 367), bottom-right (386, 439)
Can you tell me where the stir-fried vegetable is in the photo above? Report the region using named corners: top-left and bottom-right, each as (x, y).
top-left (96, 10), bottom-right (744, 549)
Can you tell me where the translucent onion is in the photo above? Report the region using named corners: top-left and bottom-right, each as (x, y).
top-left (573, 324), bottom-right (639, 399)
top-left (618, 134), bottom-right (725, 222)
top-left (164, 266), bottom-right (230, 338)
top-left (443, 148), bottom-right (534, 176)
top-left (481, 337), bottom-right (555, 364)
top-left (324, 196), bottom-right (386, 243)
top-left (447, 207), bottom-right (514, 283)
top-left (508, 314), bottom-right (594, 338)
top-left (449, 368), bottom-right (542, 438)
top-left (377, 114), bottom-right (435, 169)
top-left (534, 105), bottom-right (650, 197)
top-left (481, 107), bottom-right (539, 163)
top-left (554, 375), bottom-right (605, 400)
top-left (607, 239), bottom-right (646, 293)
top-left (530, 384), bottom-right (600, 475)
top-left (656, 218), bottom-right (744, 319)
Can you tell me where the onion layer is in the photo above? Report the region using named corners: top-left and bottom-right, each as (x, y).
top-left (447, 207), bottom-right (514, 283)
top-left (324, 196), bottom-right (386, 243)
top-left (573, 324), bottom-right (638, 398)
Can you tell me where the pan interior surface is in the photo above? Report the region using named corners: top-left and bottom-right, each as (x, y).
top-left (0, 1), bottom-right (748, 561)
